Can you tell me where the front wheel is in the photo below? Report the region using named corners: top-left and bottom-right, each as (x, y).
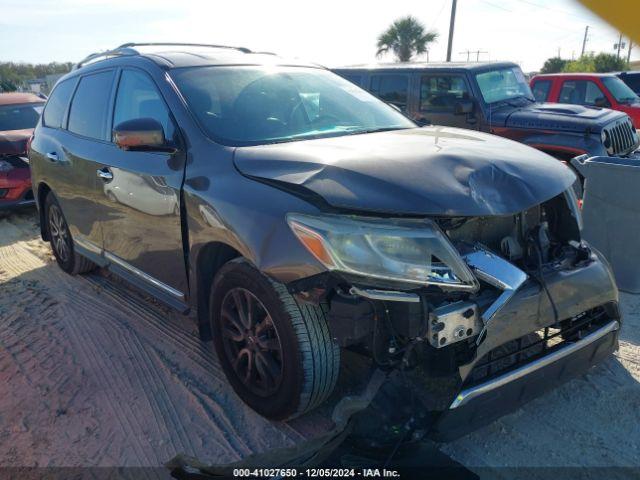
top-left (209, 259), bottom-right (340, 420)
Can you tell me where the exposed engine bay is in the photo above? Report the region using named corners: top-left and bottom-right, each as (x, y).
top-left (290, 190), bottom-right (593, 383)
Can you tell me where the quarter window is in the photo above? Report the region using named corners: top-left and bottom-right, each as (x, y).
top-left (559, 80), bottom-right (608, 106)
top-left (43, 78), bottom-right (75, 129)
top-left (420, 75), bottom-right (469, 111)
top-left (531, 80), bottom-right (552, 102)
top-left (113, 70), bottom-right (175, 142)
top-left (68, 71), bottom-right (115, 140)
top-left (370, 74), bottom-right (409, 109)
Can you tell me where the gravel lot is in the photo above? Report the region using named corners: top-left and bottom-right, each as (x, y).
top-left (1, 209), bottom-right (639, 476)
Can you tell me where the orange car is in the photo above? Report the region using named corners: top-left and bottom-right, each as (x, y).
top-left (0, 92), bottom-right (44, 210)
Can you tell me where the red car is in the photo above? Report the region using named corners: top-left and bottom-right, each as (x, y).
top-left (530, 73), bottom-right (640, 128)
top-left (0, 92), bottom-right (44, 210)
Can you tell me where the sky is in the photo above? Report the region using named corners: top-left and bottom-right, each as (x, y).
top-left (1, 0), bottom-right (637, 72)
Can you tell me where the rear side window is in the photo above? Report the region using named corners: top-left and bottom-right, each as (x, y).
top-left (420, 75), bottom-right (469, 111)
top-left (113, 69), bottom-right (175, 142)
top-left (531, 80), bottom-right (551, 102)
top-left (43, 79), bottom-right (75, 128)
top-left (370, 74), bottom-right (408, 109)
top-left (620, 74), bottom-right (640, 93)
top-left (68, 71), bottom-right (115, 140)
top-left (559, 80), bottom-right (607, 106)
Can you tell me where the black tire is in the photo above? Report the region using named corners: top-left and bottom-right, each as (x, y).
top-left (209, 258), bottom-right (340, 420)
top-left (44, 192), bottom-right (96, 275)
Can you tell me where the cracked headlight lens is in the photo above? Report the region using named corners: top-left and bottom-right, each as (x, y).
top-left (287, 213), bottom-right (479, 291)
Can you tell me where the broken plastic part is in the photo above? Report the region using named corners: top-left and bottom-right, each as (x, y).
top-left (463, 246), bottom-right (528, 342)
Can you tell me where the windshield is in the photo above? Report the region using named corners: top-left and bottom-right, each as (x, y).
top-left (171, 66), bottom-right (416, 146)
top-left (475, 67), bottom-right (534, 104)
top-left (602, 77), bottom-right (639, 104)
top-left (0, 103), bottom-right (44, 131)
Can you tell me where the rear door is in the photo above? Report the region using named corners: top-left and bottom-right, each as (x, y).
top-left (38, 70), bottom-right (116, 255)
top-left (96, 67), bottom-right (188, 306)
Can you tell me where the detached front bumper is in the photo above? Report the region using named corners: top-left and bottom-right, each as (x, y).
top-left (430, 248), bottom-right (620, 441)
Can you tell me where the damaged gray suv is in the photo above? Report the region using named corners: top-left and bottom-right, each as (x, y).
top-left (29, 44), bottom-right (621, 438)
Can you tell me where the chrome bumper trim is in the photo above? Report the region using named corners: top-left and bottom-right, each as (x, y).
top-left (449, 320), bottom-right (620, 409)
top-left (349, 286), bottom-right (420, 303)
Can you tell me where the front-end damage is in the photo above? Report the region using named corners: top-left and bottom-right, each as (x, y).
top-left (285, 189), bottom-right (620, 439)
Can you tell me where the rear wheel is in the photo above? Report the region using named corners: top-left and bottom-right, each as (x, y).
top-left (209, 259), bottom-right (340, 420)
top-left (44, 192), bottom-right (96, 275)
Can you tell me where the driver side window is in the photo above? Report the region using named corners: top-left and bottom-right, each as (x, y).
top-left (420, 75), bottom-right (469, 112)
top-left (113, 70), bottom-right (176, 143)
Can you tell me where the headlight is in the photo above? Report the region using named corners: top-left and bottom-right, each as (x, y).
top-left (287, 213), bottom-right (479, 291)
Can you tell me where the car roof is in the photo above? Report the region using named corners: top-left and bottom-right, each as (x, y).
top-left (533, 72), bottom-right (618, 79)
top-left (74, 43), bottom-right (321, 70)
top-left (0, 92), bottom-right (45, 106)
top-left (334, 61), bottom-right (518, 72)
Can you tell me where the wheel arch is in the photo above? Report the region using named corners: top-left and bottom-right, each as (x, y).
top-left (36, 182), bottom-right (53, 241)
top-left (195, 241), bottom-right (242, 341)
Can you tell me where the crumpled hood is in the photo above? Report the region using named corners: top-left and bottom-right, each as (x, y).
top-left (234, 126), bottom-right (576, 216)
top-left (0, 129), bottom-right (32, 156)
top-left (503, 102), bottom-right (626, 133)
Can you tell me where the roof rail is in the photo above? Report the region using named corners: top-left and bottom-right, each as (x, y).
top-left (117, 42), bottom-right (252, 54)
top-left (73, 46), bottom-right (137, 70)
top-left (74, 42), bottom-right (254, 70)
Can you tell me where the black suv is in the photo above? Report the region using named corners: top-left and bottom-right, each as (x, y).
top-left (30, 44), bottom-right (620, 438)
top-left (334, 62), bottom-right (639, 162)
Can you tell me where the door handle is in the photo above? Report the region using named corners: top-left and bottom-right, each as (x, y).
top-left (97, 167), bottom-right (113, 182)
top-left (46, 152), bottom-right (58, 162)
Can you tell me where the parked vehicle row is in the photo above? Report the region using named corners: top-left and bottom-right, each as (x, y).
top-left (334, 62), bottom-right (639, 164)
top-left (0, 92), bottom-right (43, 210)
top-left (28, 44), bottom-right (623, 439)
top-left (530, 72), bottom-right (640, 128)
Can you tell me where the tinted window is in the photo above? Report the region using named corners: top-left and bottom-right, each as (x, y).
top-left (68, 71), bottom-right (114, 140)
top-left (619, 73), bottom-right (640, 94)
top-left (43, 79), bottom-right (75, 128)
top-left (113, 69), bottom-right (175, 142)
top-left (0, 103), bottom-right (44, 131)
top-left (420, 75), bottom-right (469, 111)
top-left (559, 80), bottom-right (607, 106)
top-left (172, 66), bottom-right (415, 146)
top-left (370, 75), bottom-right (408, 109)
top-left (531, 80), bottom-right (551, 102)
top-left (341, 74), bottom-right (362, 86)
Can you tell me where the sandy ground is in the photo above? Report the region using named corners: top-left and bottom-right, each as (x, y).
top-left (1, 209), bottom-right (639, 475)
top-left (0, 210), bottom-right (344, 470)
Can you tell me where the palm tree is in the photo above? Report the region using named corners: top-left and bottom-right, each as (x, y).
top-left (376, 16), bottom-right (438, 62)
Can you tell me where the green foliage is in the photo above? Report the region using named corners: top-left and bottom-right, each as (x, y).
top-left (540, 57), bottom-right (567, 74)
top-left (0, 62), bottom-right (73, 92)
top-left (377, 16), bottom-right (438, 62)
top-left (592, 53), bottom-right (628, 72)
top-left (561, 52), bottom-right (628, 73)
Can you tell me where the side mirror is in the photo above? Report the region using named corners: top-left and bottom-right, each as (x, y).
top-left (454, 100), bottom-right (474, 115)
top-left (113, 118), bottom-right (167, 151)
top-left (594, 97), bottom-right (610, 108)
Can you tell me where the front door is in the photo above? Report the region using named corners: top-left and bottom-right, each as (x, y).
top-left (415, 73), bottom-right (477, 129)
top-left (96, 68), bottom-right (188, 306)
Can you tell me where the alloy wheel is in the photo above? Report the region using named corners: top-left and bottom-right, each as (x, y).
top-left (48, 204), bottom-right (70, 263)
top-left (219, 287), bottom-right (284, 397)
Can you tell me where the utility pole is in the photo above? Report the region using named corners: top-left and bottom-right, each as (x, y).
top-left (617, 33), bottom-right (623, 58)
top-left (628, 40), bottom-right (633, 64)
top-left (581, 26), bottom-right (589, 57)
top-left (446, 0), bottom-right (457, 62)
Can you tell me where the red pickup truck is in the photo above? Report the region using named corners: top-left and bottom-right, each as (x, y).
top-left (530, 73), bottom-right (640, 128)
